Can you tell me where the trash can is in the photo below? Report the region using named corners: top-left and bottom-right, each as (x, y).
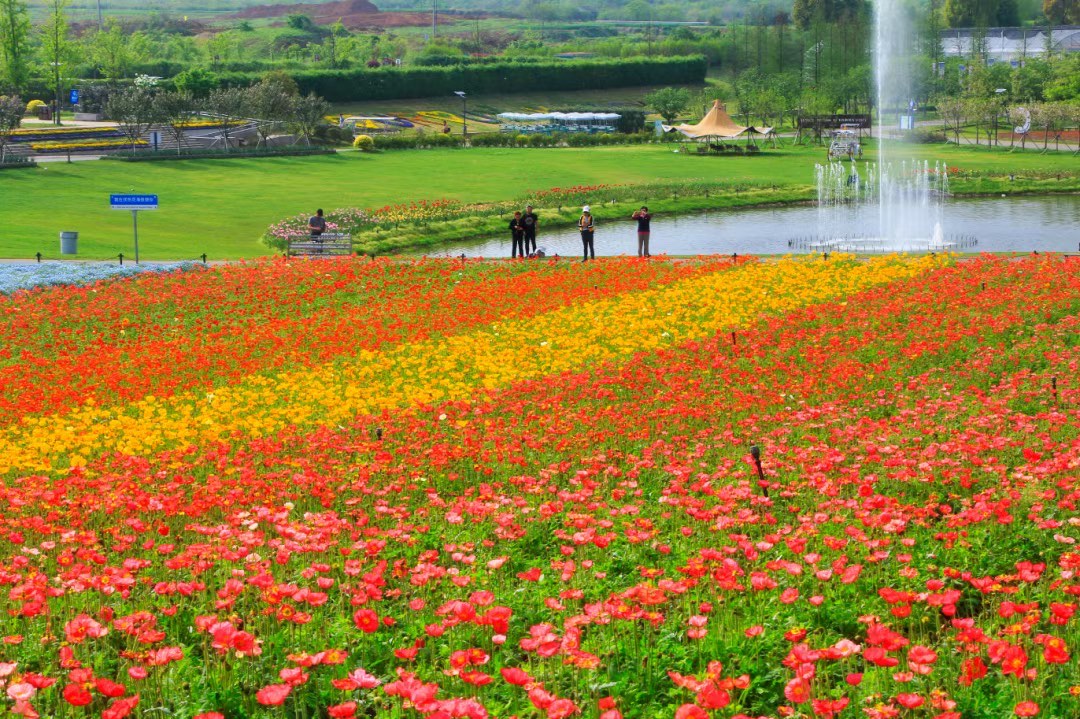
top-left (60, 231), bottom-right (78, 255)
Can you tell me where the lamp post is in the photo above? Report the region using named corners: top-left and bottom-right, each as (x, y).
top-left (454, 90), bottom-right (467, 138)
top-left (994, 88), bottom-right (1007, 146)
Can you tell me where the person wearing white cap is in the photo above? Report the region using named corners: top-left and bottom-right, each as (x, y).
top-left (578, 205), bottom-right (595, 262)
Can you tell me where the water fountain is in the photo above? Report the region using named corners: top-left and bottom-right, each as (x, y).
top-left (793, 0), bottom-right (978, 253)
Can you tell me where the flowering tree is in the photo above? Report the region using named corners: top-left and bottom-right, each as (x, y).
top-left (0, 94), bottom-right (24, 162)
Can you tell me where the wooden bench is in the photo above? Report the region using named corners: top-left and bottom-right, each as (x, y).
top-left (287, 233), bottom-right (353, 257)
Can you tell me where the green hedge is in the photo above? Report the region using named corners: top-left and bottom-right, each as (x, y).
top-left (216, 56), bottom-right (707, 103)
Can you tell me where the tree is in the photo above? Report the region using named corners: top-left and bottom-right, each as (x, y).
top-left (0, 0), bottom-right (31, 93)
top-left (289, 92), bottom-right (329, 146)
top-left (173, 68), bottom-right (218, 97)
top-left (1011, 58), bottom-right (1051, 101)
top-left (792, 0), bottom-right (815, 31)
top-left (324, 20), bottom-right (346, 69)
top-left (105, 86), bottom-right (157, 154)
top-left (0, 94), bottom-right (22, 161)
top-left (207, 31), bottom-right (243, 66)
top-left (87, 20), bottom-right (150, 79)
top-left (937, 95), bottom-right (967, 144)
top-left (286, 14), bottom-right (314, 31)
top-left (1043, 0), bottom-right (1079, 25)
top-left (207, 86), bottom-right (251, 152)
top-left (1044, 54), bottom-right (1079, 101)
top-left (1030, 101), bottom-right (1068, 151)
top-left (249, 75), bottom-right (297, 147)
top-left (152, 90), bottom-right (194, 155)
top-left (944, 0), bottom-right (993, 27)
top-left (645, 87), bottom-right (691, 124)
top-left (964, 96), bottom-right (994, 144)
top-left (39, 0), bottom-right (73, 125)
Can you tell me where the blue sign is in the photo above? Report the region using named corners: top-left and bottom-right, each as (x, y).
top-left (110, 194), bottom-right (159, 211)
top-left (69, 89), bottom-right (79, 105)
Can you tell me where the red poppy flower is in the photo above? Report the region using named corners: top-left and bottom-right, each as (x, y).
top-left (674, 705), bottom-right (708, 719)
top-left (256, 684), bottom-right (292, 706)
top-left (328, 702), bottom-right (357, 718)
top-left (1015, 701), bottom-right (1039, 717)
top-left (352, 609), bottom-right (379, 633)
top-left (62, 684), bottom-right (93, 707)
top-left (102, 695), bottom-right (140, 719)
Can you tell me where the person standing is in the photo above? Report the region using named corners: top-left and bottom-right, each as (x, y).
top-left (522, 205), bottom-right (538, 254)
top-left (578, 205), bottom-right (595, 262)
top-left (632, 206), bottom-right (652, 257)
top-left (509, 211), bottom-right (526, 258)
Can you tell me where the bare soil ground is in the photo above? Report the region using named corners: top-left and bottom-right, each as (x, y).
top-left (230, 0), bottom-right (434, 28)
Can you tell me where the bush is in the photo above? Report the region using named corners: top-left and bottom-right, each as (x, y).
top-left (903, 127), bottom-right (948, 144)
top-left (173, 68), bottom-right (219, 97)
top-left (353, 134), bottom-right (375, 151)
top-left (613, 109), bottom-right (646, 134)
top-left (214, 56), bottom-right (707, 103)
top-left (470, 133), bottom-right (516, 148)
top-left (26, 99), bottom-right (46, 114)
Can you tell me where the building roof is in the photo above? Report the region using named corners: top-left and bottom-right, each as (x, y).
top-left (940, 25), bottom-right (1080, 58)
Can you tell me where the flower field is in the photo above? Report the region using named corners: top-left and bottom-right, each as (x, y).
top-left (1, 254), bottom-right (1079, 719)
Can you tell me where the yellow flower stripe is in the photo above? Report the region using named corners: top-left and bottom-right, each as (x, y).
top-left (1, 255), bottom-right (948, 475)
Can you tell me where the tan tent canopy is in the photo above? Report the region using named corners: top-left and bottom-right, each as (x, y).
top-left (667, 101), bottom-right (773, 139)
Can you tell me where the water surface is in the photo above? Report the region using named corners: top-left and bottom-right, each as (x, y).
top-left (421, 195), bottom-right (1080, 258)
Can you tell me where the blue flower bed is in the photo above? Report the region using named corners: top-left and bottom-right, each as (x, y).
top-left (0, 262), bottom-right (204, 295)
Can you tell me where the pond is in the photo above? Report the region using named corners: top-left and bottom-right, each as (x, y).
top-left (421, 195), bottom-right (1080, 258)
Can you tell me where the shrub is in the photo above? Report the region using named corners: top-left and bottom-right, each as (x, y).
top-left (614, 109), bottom-right (646, 134)
top-left (26, 99), bottom-right (46, 114)
top-left (353, 134), bottom-right (375, 151)
top-left (903, 127), bottom-right (948, 144)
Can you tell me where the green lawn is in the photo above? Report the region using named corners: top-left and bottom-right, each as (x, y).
top-left (0, 142), bottom-right (1075, 260)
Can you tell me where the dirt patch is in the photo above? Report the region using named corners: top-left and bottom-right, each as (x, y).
top-left (1006, 129), bottom-right (1080, 143)
top-left (230, 0), bottom-right (435, 28)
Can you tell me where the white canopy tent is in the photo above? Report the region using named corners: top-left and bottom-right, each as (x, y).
top-left (496, 112), bottom-right (622, 133)
top-left (496, 112), bottom-right (622, 122)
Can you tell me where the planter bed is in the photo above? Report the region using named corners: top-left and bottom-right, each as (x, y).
top-left (32, 139), bottom-right (146, 153)
top-left (12, 128), bottom-right (123, 143)
top-left (103, 146), bottom-right (336, 162)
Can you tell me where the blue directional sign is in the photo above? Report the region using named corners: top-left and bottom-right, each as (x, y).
top-left (110, 194), bottom-right (158, 211)
top-left (69, 89), bottom-right (79, 105)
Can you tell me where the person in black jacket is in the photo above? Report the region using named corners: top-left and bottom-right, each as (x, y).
top-left (521, 205), bottom-right (538, 254)
top-left (509, 211), bottom-right (526, 258)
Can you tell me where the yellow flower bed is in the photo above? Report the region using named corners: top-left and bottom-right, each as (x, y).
top-left (31, 139), bottom-right (147, 151)
top-left (417, 111), bottom-right (463, 124)
top-left (0, 255), bottom-right (948, 474)
top-left (173, 119), bottom-right (245, 129)
top-left (14, 126), bottom-right (120, 137)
